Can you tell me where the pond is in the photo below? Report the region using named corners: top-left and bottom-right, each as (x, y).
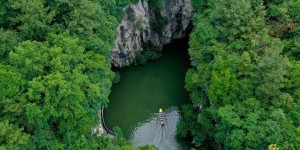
top-left (104, 37), bottom-right (190, 149)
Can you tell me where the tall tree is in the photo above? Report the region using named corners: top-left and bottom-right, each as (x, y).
top-left (0, 29), bottom-right (20, 63)
top-left (8, 0), bottom-right (55, 40)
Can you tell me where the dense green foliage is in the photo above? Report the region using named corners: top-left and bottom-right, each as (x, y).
top-left (178, 0), bottom-right (300, 149)
top-left (143, 0), bottom-right (166, 34)
top-left (0, 0), bottom-right (157, 149)
top-left (136, 50), bottom-right (162, 65)
top-left (113, 71), bottom-right (122, 84)
top-left (1, 0), bottom-right (299, 149)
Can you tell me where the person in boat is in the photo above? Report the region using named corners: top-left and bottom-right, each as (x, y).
top-left (159, 108), bottom-right (165, 125)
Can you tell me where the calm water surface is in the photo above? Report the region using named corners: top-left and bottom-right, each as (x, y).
top-left (105, 38), bottom-right (190, 149)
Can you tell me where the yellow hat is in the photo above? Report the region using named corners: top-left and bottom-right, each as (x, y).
top-left (159, 108), bottom-right (163, 112)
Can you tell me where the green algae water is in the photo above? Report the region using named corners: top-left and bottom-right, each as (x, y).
top-left (105, 37), bottom-right (190, 149)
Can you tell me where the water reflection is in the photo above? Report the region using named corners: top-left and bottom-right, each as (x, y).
top-left (131, 107), bottom-right (188, 150)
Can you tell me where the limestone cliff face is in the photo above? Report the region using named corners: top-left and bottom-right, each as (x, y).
top-left (110, 0), bottom-right (193, 67)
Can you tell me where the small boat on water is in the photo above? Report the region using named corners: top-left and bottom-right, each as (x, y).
top-left (159, 108), bottom-right (165, 125)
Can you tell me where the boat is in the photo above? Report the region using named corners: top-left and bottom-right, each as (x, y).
top-left (159, 108), bottom-right (165, 125)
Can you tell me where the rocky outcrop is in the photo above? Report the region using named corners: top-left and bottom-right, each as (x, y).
top-left (110, 0), bottom-right (193, 67)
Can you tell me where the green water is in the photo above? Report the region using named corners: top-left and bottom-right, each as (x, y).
top-left (104, 38), bottom-right (190, 149)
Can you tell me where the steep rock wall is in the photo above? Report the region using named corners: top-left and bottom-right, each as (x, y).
top-left (110, 0), bottom-right (193, 67)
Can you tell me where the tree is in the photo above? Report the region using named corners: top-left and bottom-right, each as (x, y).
top-left (7, 32), bottom-right (115, 149)
top-left (0, 120), bottom-right (30, 149)
top-left (0, 29), bottom-right (20, 63)
top-left (180, 0), bottom-right (300, 149)
top-left (46, 0), bottom-right (118, 54)
top-left (8, 0), bottom-right (55, 40)
top-left (0, 64), bottom-right (29, 149)
top-left (0, 0), bottom-right (150, 149)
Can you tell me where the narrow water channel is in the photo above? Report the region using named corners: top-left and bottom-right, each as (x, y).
top-left (105, 37), bottom-right (190, 149)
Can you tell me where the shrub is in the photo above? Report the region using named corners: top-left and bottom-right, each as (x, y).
top-left (135, 20), bottom-right (147, 32)
top-left (113, 71), bottom-right (121, 84)
top-left (136, 50), bottom-right (162, 65)
top-left (143, 50), bottom-right (162, 61)
top-left (136, 53), bottom-right (148, 65)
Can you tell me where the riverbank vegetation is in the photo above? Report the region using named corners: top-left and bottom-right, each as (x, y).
top-left (178, 0), bottom-right (300, 149)
top-left (1, 0), bottom-right (299, 149)
top-left (136, 50), bottom-right (162, 65)
top-left (0, 0), bottom-right (155, 149)
top-left (99, 126), bottom-right (158, 150)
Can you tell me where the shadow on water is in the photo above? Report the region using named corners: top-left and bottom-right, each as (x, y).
top-left (105, 36), bottom-right (191, 149)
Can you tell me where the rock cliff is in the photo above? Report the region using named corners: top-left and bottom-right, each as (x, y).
top-left (110, 0), bottom-right (193, 67)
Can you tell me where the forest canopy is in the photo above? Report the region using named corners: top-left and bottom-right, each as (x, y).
top-left (0, 0), bottom-right (299, 149)
top-left (178, 0), bottom-right (300, 149)
top-left (0, 0), bottom-right (143, 149)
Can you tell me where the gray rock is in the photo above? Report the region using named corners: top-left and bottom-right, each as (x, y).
top-left (110, 0), bottom-right (193, 67)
